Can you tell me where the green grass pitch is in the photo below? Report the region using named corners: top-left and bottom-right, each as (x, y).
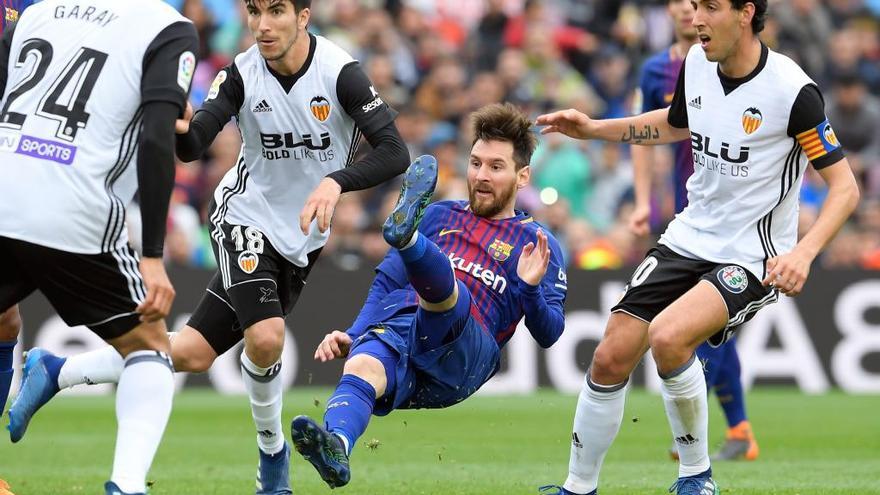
top-left (2, 388), bottom-right (878, 494)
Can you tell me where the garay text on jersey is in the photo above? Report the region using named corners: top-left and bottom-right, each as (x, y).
top-left (53, 5), bottom-right (119, 27)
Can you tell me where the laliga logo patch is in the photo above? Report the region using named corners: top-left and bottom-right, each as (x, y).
top-left (717, 265), bottom-right (748, 294)
top-left (310, 96), bottom-right (331, 122)
top-left (823, 123), bottom-right (839, 147)
top-left (238, 250), bottom-right (259, 274)
top-left (177, 51), bottom-right (196, 92)
top-left (488, 238), bottom-right (514, 262)
top-left (741, 107), bottom-right (762, 135)
top-left (206, 71), bottom-right (227, 101)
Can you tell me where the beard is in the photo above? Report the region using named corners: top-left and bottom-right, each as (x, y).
top-left (469, 181), bottom-right (517, 218)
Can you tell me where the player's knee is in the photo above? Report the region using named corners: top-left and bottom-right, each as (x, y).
top-left (110, 321), bottom-right (171, 357)
top-left (647, 321), bottom-right (680, 355)
top-left (0, 306), bottom-right (22, 340)
top-left (591, 343), bottom-right (634, 384)
top-left (172, 348), bottom-right (215, 373)
top-left (244, 320), bottom-right (285, 367)
top-left (343, 354), bottom-right (387, 395)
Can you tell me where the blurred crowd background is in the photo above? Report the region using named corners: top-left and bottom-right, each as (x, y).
top-left (141, 0), bottom-right (880, 272)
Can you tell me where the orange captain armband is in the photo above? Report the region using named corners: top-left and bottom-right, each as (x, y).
top-left (796, 119), bottom-right (841, 162)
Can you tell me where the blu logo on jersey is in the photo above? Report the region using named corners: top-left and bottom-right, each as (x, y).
top-left (259, 131), bottom-right (334, 162)
top-left (690, 132), bottom-right (750, 164)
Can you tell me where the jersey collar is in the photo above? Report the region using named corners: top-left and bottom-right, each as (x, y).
top-left (264, 32), bottom-right (317, 94)
top-left (717, 42), bottom-right (769, 96)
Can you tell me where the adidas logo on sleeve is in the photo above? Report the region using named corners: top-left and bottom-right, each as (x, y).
top-left (688, 96), bottom-right (701, 109)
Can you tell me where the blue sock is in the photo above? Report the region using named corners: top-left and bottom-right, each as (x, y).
top-left (41, 353), bottom-right (66, 390)
top-left (0, 339), bottom-right (16, 415)
top-left (714, 341), bottom-right (747, 427)
top-left (398, 233), bottom-right (455, 304)
top-left (324, 374), bottom-right (376, 456)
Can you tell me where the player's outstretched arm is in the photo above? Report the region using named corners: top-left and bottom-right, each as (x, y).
top-left (762, 158), bottom-right (860, 297)
top-left (135, 101), bottom-right (182, 321)
top-left (535, 107), bottom-right (689, 145)
top-left (517, 229), bottom-right (551, 286)
top-left (629, 144), bottom-right (654, 236)
top-left (518, 230), bottom-right (567, 348)
top-left (300, 63), bottom-right (409, 234)
top-left (176, 65), bottom-right (244, 162)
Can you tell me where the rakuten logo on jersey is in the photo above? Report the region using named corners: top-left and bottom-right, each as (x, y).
top-left (259, 132), bottom-right (335, 162)
top-left (448, 253), bottom-right (507, 294)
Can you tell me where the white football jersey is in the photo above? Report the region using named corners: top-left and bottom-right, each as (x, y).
top-left (210, 37), bottom-right (369, 268)
top-left (660, 45), bottom-right (819, 279)
top-left (0, 0), bottom-right (195, 254)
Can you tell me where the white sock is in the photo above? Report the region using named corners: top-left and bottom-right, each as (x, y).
top-left (660, 355), bottom-right (711, 477)
top-left (334, 432), bottom-right (350, 456)
top-left (563, 375), bottom-right (628, 494)
top-left (400, 231), bottom-right (419, 250)
top-left (111, 351), bottom-right (174, 494)
top-left (241, 353), bottom-right (284, 455)
top-left (57, 332), bottom-right (179, 389)
top-left (58, 345), bottom-right (124, 389)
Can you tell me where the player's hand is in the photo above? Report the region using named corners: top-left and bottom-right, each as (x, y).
top-left (517, 229), bottom-right (551, 286)
top-left (762, 249), bottom-right (813, 297)
top-left (535, 108), bottom-right (597, 140)
top-left (315, 330), bottom-right (352, 362)
top-left (136, 257), bottom-right (176, 323)
top-left (300, 177), bottom-right (342, 235)
top-left (175, 101), bottom-right (194, 135)
top-left (628, 204), bottom-right (651, 237)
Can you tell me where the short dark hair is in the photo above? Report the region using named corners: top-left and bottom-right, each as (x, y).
top-left (730, 0), bottom-right (767, 34)
top-left (471, 103), bottom-right (537, 170)
top-left (243, 0), bottom-right (311, 11)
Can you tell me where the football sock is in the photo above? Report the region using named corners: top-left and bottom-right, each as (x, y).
top-left (714, 342), bottom-right (747, 428)
top-left (111, 350), bottom-right (174, 494)
top-left (563, 374), bottom-right (628, 494)
top-left (696, 342), bottom-right (723, 389)
top-left (398, 232), bottom-right (455, 304)
top-left (660, 355), bottom-right (711, 477)
top-left (57, 345), bottom-right (124, 389)
top-left (324, 374), bottom-right (376, 456)
top-left (241, 353), bottom-right (285, 455)
top-left (0, 339), bottom-right (16, 415)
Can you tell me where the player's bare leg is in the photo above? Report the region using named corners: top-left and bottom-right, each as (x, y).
top-left (649, 280), bottom-right (726, 494)
top-left (554, 312), bottom-right (648, 495)
top-left (170, 326), bottom-right (218, 373)
top-left (242, 317), bottom-right (291, 495)
top-left (0, 305), bottom-right (21, 416)
top-left (8, 325), bottom-right (217, 446)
